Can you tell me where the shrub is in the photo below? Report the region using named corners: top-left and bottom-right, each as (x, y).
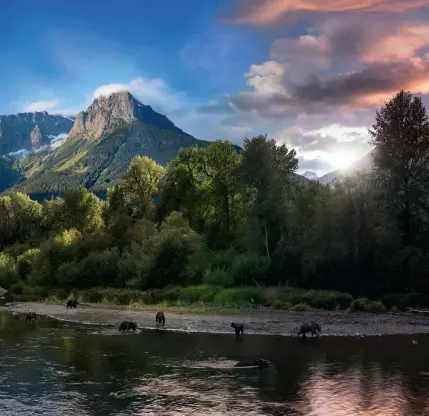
top-left (203, 267), bottom-right (233, 288)
top-left (381, 293), bottom-right (429, 311)
top-left (214, 287), bottom-right (265, 307)
top-left (0, 253), bottom-right (18, 288)
top-left (179, 285), bottom-right (222, 304)
top-left (350, 298), bottom-right (370, 312)
top-left (272, 300), bottom-right (292, 309)
top-left (265, 287), bottom-right (352, 310)
top-left (391, 305), bottom-right (399, 313)
top-left (291, 303), bottom-right (311, 312)
top-left (229, 253), bottom-right (269, 286)
top-left (364, 300), bottom-right (386, 313)
top-left (10, 281), bottom-right (25, 295)
top-left (78, 289), bottom-right (103, 303)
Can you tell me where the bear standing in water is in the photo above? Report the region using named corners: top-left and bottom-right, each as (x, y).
top-left (231, 323), bottom-right (244, 336)
top-left (298, 322), bottom-right (321, 338)
top-left (26, 312), bottom-right (36, 324)
top-left (118, 321), bottom-right (137, 332)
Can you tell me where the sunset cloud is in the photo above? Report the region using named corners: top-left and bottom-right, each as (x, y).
top-left (230, 0), bottom-right (429, 25)
top-left (200, 19), bottom-right (429, 117)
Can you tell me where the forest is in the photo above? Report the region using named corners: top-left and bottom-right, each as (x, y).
top-left (1, 90), bottom-right (429, 311)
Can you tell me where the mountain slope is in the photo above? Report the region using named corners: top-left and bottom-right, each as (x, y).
top-left (0, 112), bottom-right (73, 154)
top-left (9, 93), bottom-right (216, 194)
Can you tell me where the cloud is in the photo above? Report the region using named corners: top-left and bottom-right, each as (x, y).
top-left (92, 77), bottom-right (187, 114)
top-left (24, 100), bottom-right (60, 112)
top-left (229, 0), bottom-right (429, 25)
top-left (200, 19), bottom-right (429, 118)
top-left (52, 108), bottom-right (82, 117)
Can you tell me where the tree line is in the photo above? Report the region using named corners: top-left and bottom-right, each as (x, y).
top-left (1, 90), bottom-right (429, 303)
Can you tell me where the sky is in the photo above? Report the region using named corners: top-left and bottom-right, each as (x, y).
top-left (1, 0), bottom-right (429, 176)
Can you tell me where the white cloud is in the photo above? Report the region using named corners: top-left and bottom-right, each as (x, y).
top-left (25, 100), bottom-right (60, 112)
top-left (52, 108), bottom-right (82, 117)
top-left (48, 133), bottom-right (69, 144)
top-left (7, 149), bottom-right (31, 159)
top-left (92, 77), bottom-right (187, 114)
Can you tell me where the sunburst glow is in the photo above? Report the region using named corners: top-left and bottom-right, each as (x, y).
top-left (325, 151), bottom-right (358, 170)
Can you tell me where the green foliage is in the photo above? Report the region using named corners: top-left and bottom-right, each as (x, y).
top-left (272, 300), bottom-right (292, 309)
top-left (391, 305), bottom-right (399, 313)
top-left (214, 287), bottom-right (265, 306)
top-left (0, 253), bottom-right (18, 288)
top-left (350, 298), bottom-right (370, 312)
top-left (203, 267), bottom-right (233, 288)
top-left (291, 303), bottom-right (311, 312)
top-left (364, 301), bottom-right (386, 313)
top-left (229, 252), bottom-right (269, 286)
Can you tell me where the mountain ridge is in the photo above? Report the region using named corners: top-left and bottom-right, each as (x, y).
top-left (0, 112), bottom-right (73, 155)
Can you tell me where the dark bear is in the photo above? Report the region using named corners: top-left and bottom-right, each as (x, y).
top-left (156, 311), bottom-right (165, 326)
top-left (118, 321), bottom-right (137, 332)
top-left (26, 312), bottom-right (36, 324)
top-left (298, 322), bottom-right (321, 338)
top-left (66, 299), bottom-right (79, 309)
top-left (231, 322), bottom-right (244, 336)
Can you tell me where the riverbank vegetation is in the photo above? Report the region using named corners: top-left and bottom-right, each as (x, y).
top-left (1, 91), bottom-right (429, 312)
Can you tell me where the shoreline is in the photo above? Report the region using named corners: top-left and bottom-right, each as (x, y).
top-left (2, 301), bottom-right (429, 337)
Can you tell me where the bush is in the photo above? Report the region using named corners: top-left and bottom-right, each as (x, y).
top-left (0, 253), bottom-right (18, 288)
top-left (179, 285), bottom-right (222, 304)
top-left (302, 290), bottom-right (353, 310)
top-left (291, 303), bottom-right (311, 312)
top-left (272, 300), bottom-right (292, 309)
top-left (364, 300), bottom-right (386, 313)
top-left (391, 305), bottom-right (399, 313)
top-left (79, 289), bottom-right (104, 303)
top-left (381, 293), bottom-right (429, 311)
top-left (350, 298), bottom-right (370, 312)
top-left (203, 267), bottom-right (233, 287)
top-left (214, 287), bottom-right (265, 307)
top-left (229, 253), bottom-right (269, 286)
top-left (10, 281), bottom-right (25, 295)
top-left (265, 287), bottom-right (352, 310)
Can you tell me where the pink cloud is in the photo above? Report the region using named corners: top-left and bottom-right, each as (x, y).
top-left (231, 0), bottom-right (429, 25)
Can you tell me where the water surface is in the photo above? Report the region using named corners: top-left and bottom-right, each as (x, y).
top-left (1, 311), bottom-right (429, 415)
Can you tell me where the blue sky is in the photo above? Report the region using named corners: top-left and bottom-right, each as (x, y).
top-left (2, 0), bottom-right (429, 175)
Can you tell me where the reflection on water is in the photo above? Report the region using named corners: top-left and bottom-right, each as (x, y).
top-left (1, 311), bottom-right (429, 415)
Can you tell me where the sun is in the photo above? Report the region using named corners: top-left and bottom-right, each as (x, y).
top-left (325, 151), bottom-right (358, 170)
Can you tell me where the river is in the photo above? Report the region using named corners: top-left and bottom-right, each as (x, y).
top-left (1, 311), bottom-right (429, 415)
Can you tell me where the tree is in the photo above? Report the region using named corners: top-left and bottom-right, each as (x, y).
top-left (369, 90), bottom-right (429, 248)
top-left (0, 193), bottom-right (42, 249)
top-left (159, 141), bottom-right (240, 247)
top-left (239, 134), bottom-right (298, 258)
top-left (117, 156), bottom-right (166, 219)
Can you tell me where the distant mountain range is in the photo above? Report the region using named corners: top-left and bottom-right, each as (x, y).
top-left (0, 111), bottom-right (73, 155)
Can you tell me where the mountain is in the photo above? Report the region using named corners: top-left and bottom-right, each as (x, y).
top-left (318, 150), bottom-right (375, 185)
top-left (5, 92), bottom-right (219, 195)
top-left (0, 112), bottom-right (73, 155)
top-left (302, 171), bottom-right (318, 181)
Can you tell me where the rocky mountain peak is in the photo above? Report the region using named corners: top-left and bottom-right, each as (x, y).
top-left (69, 91), bottom-right (186, 140)
top-left (303, 171), bottom-right (318, 181)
